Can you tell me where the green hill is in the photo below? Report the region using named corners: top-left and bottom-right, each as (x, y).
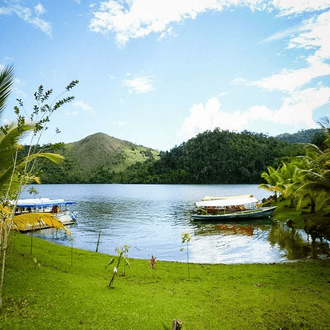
top-left (68, 132), bottom-right (135, 172)
top-left (39, 132), bottom-right (159, 183)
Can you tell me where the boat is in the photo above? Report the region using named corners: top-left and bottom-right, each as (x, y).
top-left (12, 198), bottom-right (77, 232)
top-left (191, 194), bottom-right (276, 220)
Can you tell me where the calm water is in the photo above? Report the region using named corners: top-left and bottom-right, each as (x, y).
top-left (20, 184), bottom-right (308, 264)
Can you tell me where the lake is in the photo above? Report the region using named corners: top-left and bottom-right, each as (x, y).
top-left (20, 184), bottom-right (308, 264)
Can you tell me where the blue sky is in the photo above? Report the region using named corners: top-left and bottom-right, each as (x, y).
top-left (1, 0), bottom-right (330, 151)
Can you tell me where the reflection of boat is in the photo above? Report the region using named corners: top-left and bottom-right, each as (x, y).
top-left (191, 195), bottom-right (276, 220)
top-left (13, 198), bottom-right (77, 232)
top-left (196, 223), bottom-right (254, 236)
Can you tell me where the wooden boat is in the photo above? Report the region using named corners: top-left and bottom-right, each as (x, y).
top-left (13, 198), bottom-right (77, 232)
top-left (191, 195), bottom-right (276, 220)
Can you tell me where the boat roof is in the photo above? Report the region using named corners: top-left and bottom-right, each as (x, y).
top-left (202, 194), bottom-right (254, 201)
top-left (16, 198), bottom-right (76, 208)
top-left (196, 196), bottom-right (258, 208)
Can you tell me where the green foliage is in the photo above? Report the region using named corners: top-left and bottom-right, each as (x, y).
top-left (106, 245), bottom-right (130, 288)
top-left (149, 129), bottom-right (302, 184)
top-left (181, 232), bottom-right (191, 279)
top-left (275, 128), bottom-right (321, 144)
top-left (0, 64), bottom-right (78, 310)
top-left (38, 129), bottom-right (304, 184)
top-left (0, 65), bottom-right (15, 117)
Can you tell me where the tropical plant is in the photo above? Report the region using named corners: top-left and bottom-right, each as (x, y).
top-left (0, 65), bottom-right (14, 117)
top-left (28, 186), bottom-right (38, 199)
top-left (181, 232), bottom-right (191, 279)
top-left (259, 166), bottom-right (282, 202)
top-left (0, 65), bottom-right (78, 309)
top-left (150, 255), bottom-right (157, 270)
top-left (106, 245), bottom-right (130, 288)
top-left (295, 131), bottom-right (330, 212)
top-left (277, 160), bottom-right (303, 208)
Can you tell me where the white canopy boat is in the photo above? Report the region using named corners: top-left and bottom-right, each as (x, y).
top-left (191, 195), bottom-right (276, 220)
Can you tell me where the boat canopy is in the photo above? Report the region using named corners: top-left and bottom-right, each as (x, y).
top-left (16, 198), bottom-right (76, 208)
top-left (196, 196), bottom-right (258, 208)
top-left (202, 194), bottom-right (253, 201)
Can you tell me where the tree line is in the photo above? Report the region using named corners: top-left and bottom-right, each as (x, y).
top-left (35, 129), bottom-right (306, 184)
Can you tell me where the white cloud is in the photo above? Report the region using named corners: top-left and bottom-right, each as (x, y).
top-left (88, 0), bottom-right (267, 47)
top-left (178, 84), bottom-right (330, 141)
top-left (34, 3), bottom-right (46, 16)
top-left (178, 97), bottom-right (248, 140)
top-left (122, 75), bottom-right (155, 94)
top-left (73, 100), bottom-right (96, 115)
top-left (254, 8), bottom-right (330, 93)
top-left (271, 0), bottom-right (330, 17)
top-left (0, 2), bottom-right (52, 37)
top-left (287, 10), bottom-right (330, 60)
top-left (89, 0), bottom-right (330, 47)
top-left (272, 85), bottom-right (330, 127)
top-left (252, 58), bottom-right (330, 93)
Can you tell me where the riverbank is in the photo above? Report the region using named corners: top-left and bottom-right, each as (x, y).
top-left (1, 232), bottom-right (330, 329)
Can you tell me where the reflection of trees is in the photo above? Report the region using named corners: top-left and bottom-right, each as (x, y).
top-left (268, 221), bottom-right (329, 260)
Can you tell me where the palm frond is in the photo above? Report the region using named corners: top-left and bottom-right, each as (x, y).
top-left (0, 152), bottom-right (64, 198)
top-left (319, 197), bottom-right (330, 210)
top-left (0, 65), bottom-right (15, 117)
top-left (0, 123), bottom-right (35, 172)
top-left (12, 212), bottom-right (71, 235)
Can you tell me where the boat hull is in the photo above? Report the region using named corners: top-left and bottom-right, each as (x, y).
top-left (191, 206), bottom-right (277, 221)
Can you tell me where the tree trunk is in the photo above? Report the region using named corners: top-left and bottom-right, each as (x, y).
top-left (172, 319), bottom-right (182, 330)
top-left (0, 225), bottom-right (9, 310)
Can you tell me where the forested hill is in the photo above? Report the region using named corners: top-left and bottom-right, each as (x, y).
top-left (275, 129), bottom-right (320, 144)
top-left (114, 129), bottom-right (306, 184)
top-left (36, 129), bottom-right (312, 184)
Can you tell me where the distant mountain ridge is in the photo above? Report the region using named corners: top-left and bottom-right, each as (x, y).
top-left (274, 129), bottom-right (320, 144)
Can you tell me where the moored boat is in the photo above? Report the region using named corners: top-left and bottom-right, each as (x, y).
top-left (12, 198), bottom-right (77, 232)
top-left (191, 195), bottom-right (276, 220)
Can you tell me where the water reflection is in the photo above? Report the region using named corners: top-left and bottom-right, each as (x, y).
top-left (20, 184), bottom-right (329, 263)
top-left (268, 221), bottom-right (329, 260)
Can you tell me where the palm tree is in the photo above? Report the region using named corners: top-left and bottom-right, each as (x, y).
top-left (277, 160), bottom-right (304, 208)
top-left (0, 65), bottom-right (77, 309)
top-left (295, 130), bottom-right (330, 212)
top-left (259, 166), bottom-right (282, 202)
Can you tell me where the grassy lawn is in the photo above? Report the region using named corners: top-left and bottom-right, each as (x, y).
top-left (1, 232), bottom-right (330, 329)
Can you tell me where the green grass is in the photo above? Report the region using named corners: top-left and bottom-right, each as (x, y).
top-left (111, 146), bottom-right (160, 173)
top-left (1, 233), bottom-right (330, 329)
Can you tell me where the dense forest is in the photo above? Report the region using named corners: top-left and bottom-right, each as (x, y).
top-left (31, 129), bottom-right (308, 184)
top-left (106, 129), bottom-right (305, 184)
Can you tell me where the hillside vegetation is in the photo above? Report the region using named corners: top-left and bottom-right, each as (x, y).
top-left (36, 129), bottom-right (309, 184)
top-left (35, 132), bottom-right (159, 183)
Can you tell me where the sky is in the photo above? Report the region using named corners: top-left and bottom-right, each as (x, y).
top-left (1, 0), bottom-right (330, 151)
